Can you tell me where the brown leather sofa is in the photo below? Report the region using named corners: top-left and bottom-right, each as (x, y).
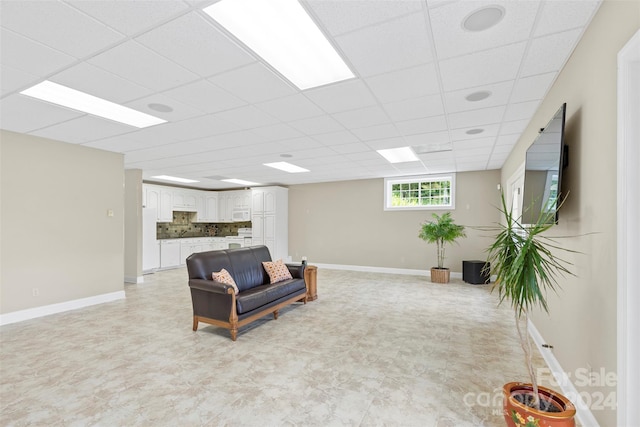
top-left (186, 246), bottom-right (307, 341)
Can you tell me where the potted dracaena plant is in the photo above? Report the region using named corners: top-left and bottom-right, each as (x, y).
top-left (418, 212), bottom-right (466, 283)
top-left (485, 192), bottom-right (577, 427)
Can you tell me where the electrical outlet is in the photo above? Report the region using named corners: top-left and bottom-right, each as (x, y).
top-left (32, 288), bottom-right (39, 297)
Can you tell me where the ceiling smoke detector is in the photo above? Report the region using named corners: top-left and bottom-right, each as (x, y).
top-left (462, 6), bottom-right (505, 32)
top-left (466, 128), bottom-right (485, 135)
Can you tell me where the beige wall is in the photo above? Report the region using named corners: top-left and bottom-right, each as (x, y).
top-left (124, 169), bottom-right (143, 283)
top-left (500, 1), bottom-right (639, 425)
top-left (0, 130), bottom-right (125, 314)
top-left (289, 170), bottom-right (501, 271)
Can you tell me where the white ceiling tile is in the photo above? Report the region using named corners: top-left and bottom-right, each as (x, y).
top-left (31, 115), bottom-right (134, 144)
top-left (363, 137), bottom-right (409, 150)
top-left (303, 0), bottom-right (424, 36)
top-left (329, 142), bottom-right (371, 155)
top-left (499, 119), bottom-right (530, 136)
top-left (365, 63), bottom-right (440, 104)
top-left (289, 115), bottom-right (345, 135)
top-left (0, 95), bottom-right (83, 133)
top-left (511, 72), bottom-right (556, 103)
top-left (256, 94), bottom-right (325, 122)
top-left (332, 105), bottom-right (390, 129)
top-left (495, 134), bottom-right (520, 146)
top-left (277, 136), bottom-right (324, 151)
top-left (429, 0), bottom-right (539, 59)
top-left (450, 124), bottom-right (500, 142)
top-left (504, 101), bottom-right (540, 122)
top-left (250, 124), bottom-right (304, 142)
top-left (312, 130), bottom-right (360, 146)
top-left (492, 144), bottom-right (515, 155)
top-left (335, 12), bottom-right (434, 77)
top-left (0, 64), bottom-right (38, 97)
top-left (453, 137), bottom-right (496, 151)
top-left (87, 41), bottom-right (199, 92)
top-left (395, 115), bottom-right (447, 136)
top-left (443, 80), bottom-right (514, 113)
top-left (521, 29), bottom-right (583, 77)
top-left (50, 62), bottom-right (152, 104)
top-left (124, 93), bottom-right (205, 122)
top-left (304, 79), bottom-right (377, 114)
top-left (1, 1), bottom-right (123, 58)
top-left (136, 12), bottom-right (255, 77)
top-left (383, 94), bottom-right (444, 122)
top-left (131, 114), bottom-right (240, 145)
top-left (534, 1), bottom-right (601, 37)
top-left (0, 28), bottom-right (76, 78)
top-left (214, 105), bottom-right (279, 129)
top-left (404, 131), bottom-right (450, 146)
top-left (448, 106), bottom-right (506, 129)
top-left (351, 123), bottom-right (401, 142)
top-left (82, 134), bottom-right (151, 153)
top-left (440, 42), bottom-right (527, 92)
top-left (67, 0), bottom-right (189, 36)
top-left (208, 62), bottom-right (296, 104)
top-left (161, 80), bottom-right (246, 114)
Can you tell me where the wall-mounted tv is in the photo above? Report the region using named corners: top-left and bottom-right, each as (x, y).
top-left (521, 103), bottom-right (568, 225)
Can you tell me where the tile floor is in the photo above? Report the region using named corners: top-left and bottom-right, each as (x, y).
top-left (1, 267), bottom-right (550, 426)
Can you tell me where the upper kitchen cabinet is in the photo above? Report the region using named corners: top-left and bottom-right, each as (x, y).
top-left (143, 184), bottom-right (173, 222)
top-left (172, 189), bottom-right (198, 212)
top-left (218, 190), bottom-right (251, 222)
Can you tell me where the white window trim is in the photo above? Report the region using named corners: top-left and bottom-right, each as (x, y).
top-left (383, 174), bottom-right (456, 211)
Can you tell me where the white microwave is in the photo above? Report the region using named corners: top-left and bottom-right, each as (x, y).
top-left (232, 209), bottom-right (250, 222)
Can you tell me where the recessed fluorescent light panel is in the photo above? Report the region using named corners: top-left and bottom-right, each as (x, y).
top-left (377, 147), bottom-right (420, 163)
top-left (151, 175), bottom-right (200, 184)
top-left (203, 0), bottom-right (355, 90)
top-left (264, 162), bottom-right (310, 173)
top-left (222, 179), bottom-right (261, 186)
top-left (20, 81), bottom-right (166, 128)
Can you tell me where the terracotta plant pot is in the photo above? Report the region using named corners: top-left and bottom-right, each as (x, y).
top-left (430, 267), bottom-right (450, 283)
top-left (503, 382), bottom-right (576, 427)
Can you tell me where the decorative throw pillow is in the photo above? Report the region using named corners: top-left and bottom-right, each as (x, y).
top-left (262, 259), bottom-right (293, 284)
top-left (212, 269), bottom-right (239, 295)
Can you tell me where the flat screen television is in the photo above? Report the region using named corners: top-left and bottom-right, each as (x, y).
top-left (521, 103), bottom-right (568, 225)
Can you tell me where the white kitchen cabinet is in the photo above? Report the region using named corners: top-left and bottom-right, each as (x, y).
top-left (160, 240), bottom-right (181, 268)
top-left (250, 186), bottom-right (288, 261)
top-left (173, 189), bottom-right (197, 212)
top-left (180, 239), bottom-right (203, 265)
top-left (144, 184), bottom-right (173, 222)
top-left (204, 193), bottom-right (218, 222)
top-left (218, 192), bottom-right (234, 222)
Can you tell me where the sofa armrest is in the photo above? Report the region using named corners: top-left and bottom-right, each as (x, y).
top-left (189, 278), bottom-right (234, 295)
top-left (286, 263), bottom-right (305, 279)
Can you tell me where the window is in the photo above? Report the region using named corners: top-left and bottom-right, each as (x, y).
top-left (384, 174), bottom-right (456, 211)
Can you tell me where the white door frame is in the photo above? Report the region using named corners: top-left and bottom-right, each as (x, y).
top-left (617, 29), bottom-right (639, 427)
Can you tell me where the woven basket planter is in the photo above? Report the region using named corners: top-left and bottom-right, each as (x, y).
top-left (430, 267), bottom-right (450, 283)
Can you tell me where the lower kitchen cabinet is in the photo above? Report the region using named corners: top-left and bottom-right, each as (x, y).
top-left (160, 240), bottom-right (181, 269)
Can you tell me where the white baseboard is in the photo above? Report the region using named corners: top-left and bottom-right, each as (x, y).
top-left (0, 291), bottom-right (126, 326)
top-left (527, 319), bottom-right (600, 427)
top-left (124, 275), bottom-right (144, 284)
top-left (312, 262), bottom-right (463, 279)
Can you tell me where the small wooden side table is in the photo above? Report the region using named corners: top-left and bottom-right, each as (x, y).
top-left (304, 265), bottom-right (318, 301)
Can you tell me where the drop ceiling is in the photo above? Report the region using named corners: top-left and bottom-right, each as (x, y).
top-left (0, 0), bottom-right (601, 189)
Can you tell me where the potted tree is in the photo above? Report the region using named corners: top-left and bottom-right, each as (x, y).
top-left (485, 193), bottom-right (577, 427)
top-left (418, 212), bottom-right (466, 283)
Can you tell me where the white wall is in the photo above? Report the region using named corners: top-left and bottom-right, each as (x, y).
top-left (500, 1), bottom-right (639, 425)
top-left (288, 170), bottom-right (501, 271)
top-left (0, 130), bottom-right (125, 315)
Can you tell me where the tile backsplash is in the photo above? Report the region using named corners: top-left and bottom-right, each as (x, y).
top-left (156, 211), bottom-right (251, 239)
